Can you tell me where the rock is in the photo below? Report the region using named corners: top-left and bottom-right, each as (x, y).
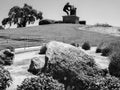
top-left (41, 41), bottom-right (103, 90)
top-left (28, 55), bottom-right (45, 75)
top-left (0, 49), bottom-right (14, 65)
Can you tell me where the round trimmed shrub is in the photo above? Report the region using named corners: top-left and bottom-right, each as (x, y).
top-left (39, 44), bottom-right (47, 54)
top-left (96, 48), bottom-right (102, 53)
top-left (82, 41), bottom-right (90, 50)
top-left (17, 74), bottom-right (64, 90)
top-left (101, 47), bottom-right (111, 56)
top-left (39, 19), bottom-right (55, 25)
top-left (0, 65), bottom-right (12, 90)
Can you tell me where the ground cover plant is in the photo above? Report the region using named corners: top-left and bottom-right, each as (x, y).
top-left (17, 73), bottom-right (64, 90)
top-left (0, 65), bottom-right (12, 90)
top-left (109, 52), bottom-right (120, 77)
top-left (82, 41), bottom-right (90, 50)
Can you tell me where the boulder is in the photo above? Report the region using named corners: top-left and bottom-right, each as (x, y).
top-left (0, 49), bottom-right (14, 65)
top-left (28, 55), bottom-right (45, 75)
top-left (41, 41), bottom-right (103, 89)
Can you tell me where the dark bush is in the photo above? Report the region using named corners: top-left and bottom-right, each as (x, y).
top-left (0, 65), bottom-right (12, 90)
top-left (96, 41), bottom-right (120, 56)
top-left (17, 73), bottom-right (64, 90)
top-left (101, 47), bottom-right (111, 56)
top-left (96, 48), bottom-right (102, 53)
top-left (5, 46), bottom-right (15, 52)
top-left (2, 49), bottom-right (14, 65)
top-left (82, 41), bottom-right (90, 50)
top-left (96, 41), bottom-right (105, 53)
top-left (94, 23), bottom-right (112, 27)
top-left (55, 21), bottom-right (63, 24)
top-left (109, 52), bottom-right (120, 77)
top-left (0, 26), bottom-right (3, 29)
top-left (39, 44), bottom-right (47, 54)
top-left (39, 19), bottom-right (55, 25)
top-left (89, 75), bottom-right (120, 90)
top-left (70, 42), bottom-right (79, 47)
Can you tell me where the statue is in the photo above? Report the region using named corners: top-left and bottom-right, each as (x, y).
top-left (63, 2), bottom-right (77, 16)
top-left (63, 2), bottom-right (71, 15)
top-left (70, 5), bottom-right (77, 16)
top-left (62, 3), bottom-right (79, 24)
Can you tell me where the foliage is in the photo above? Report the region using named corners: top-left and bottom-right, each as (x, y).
top-left (94, 23), bottom-right (112, 27)
top-left (96, 41), bottom-right (120, 56)
top-left (5, 46), bottom-right (15, 52)
top-left (0, 49), bottom-right (14, 65)
top-left (109, 52), bottom-right (120, 77)
top-left (70, 42), bottom-right (79, 47)
top-left (0, 65), bottom-right (12, 90)
top-left (39, 44), bottom-right (47, 54)
top-left (17, 73), bottom-right (64, 90)
top-left (54, 21), bottom-right (63, 24)
top-left (88, 75), bottom-right (120, 90)
top-left (2, 17), bottom-right (12, 27)
top-left (101, 47), bottom-right (111, 56)
top-left (82, 41), bottom-right (90, 50)
top-left (2, 3), bottom-right (43, 28)
top-left (39, 19), bottom-right (55, 25)
top-left (0, 26), bottom-right (4, 30)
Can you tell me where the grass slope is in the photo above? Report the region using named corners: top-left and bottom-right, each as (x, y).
top-left (0, 24), bottom-right (120, 50)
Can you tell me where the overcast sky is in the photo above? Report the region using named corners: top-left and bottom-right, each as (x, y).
top-left (0, 0), bottom-right (120, 26)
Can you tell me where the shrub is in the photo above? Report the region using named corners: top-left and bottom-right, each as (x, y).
top-left (101, 47), bottom-right (111, 56)
top-left (94, 23), bottom-right (112, 27)
top-left (89, 75), bottom-right (120, 90)
top-left (1, 49), bottom-right (14, 65)
top-left (0, 65), bottom-right (12, 90)
top-left (96, 48), bottom-right (102, 53)
top-left (70, 42), bottom-right (79, 47)
top-left (108, 52), bottom-right (120, 77)
top-left (96, 41), bottom-right (120, 56)
top-left (82, 41), bottom-right (90, 50)
top-left (54, 21), bottom-right (63, 24)
top-left (0, 26), bottom-right (4, 30)
top-left (5, 46), bottom-right (15, 52)
top-left (17, 74), bottom-right (64, 90)
top-left (96, 42), bottom-right (104, 53)
top-left (39, 44), bottom-right (47, 54)
top-left (39, 19), bottom-right (55, 25)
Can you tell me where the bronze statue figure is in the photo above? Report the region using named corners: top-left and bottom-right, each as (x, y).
top-left (63, 2), bottom-right (77, 16)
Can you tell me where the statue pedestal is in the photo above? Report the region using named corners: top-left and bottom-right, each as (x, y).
top-left (62, 15), bottom-right (79, 24)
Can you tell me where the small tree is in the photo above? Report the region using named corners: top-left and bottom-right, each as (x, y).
top-left (2, 3), bottom-right (43, 28)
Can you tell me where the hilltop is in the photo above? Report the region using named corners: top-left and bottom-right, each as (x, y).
top-left (0, 24), bottom-right (120, 50)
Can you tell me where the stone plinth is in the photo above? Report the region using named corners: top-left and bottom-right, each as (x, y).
top-left (62, 15), bottom-right (79, 24)
top-left (79, 21), bottom-right (86, 25)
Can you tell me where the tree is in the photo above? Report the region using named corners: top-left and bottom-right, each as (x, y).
top-left (2, 3), bottom-right (43, 28)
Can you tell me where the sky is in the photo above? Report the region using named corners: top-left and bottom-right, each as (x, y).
top-left (0, 0), bottom-right (120, 27)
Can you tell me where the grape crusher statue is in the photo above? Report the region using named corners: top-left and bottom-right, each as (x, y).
top-left (63, 2), bottom-right (77, 16)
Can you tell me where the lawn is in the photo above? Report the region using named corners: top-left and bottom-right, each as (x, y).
top-left (0, 24), bottom-right (120, 50)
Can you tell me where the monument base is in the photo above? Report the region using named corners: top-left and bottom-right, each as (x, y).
top-left (79, 21), bottom-right (86, 25)
top-left (62, 15), bottom-right (79, 24)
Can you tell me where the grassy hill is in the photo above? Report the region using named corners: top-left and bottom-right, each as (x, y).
top-left (0, 24), bottom-right (120, 50)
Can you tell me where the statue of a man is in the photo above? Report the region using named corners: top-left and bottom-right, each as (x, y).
top-left (63, 2), bottom-right (71, 15)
